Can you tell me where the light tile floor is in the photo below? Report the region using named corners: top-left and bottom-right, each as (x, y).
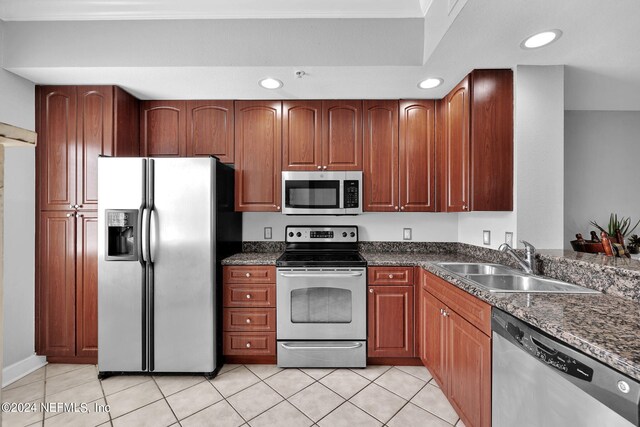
top-left (1, 363), bottom-right (468, 427)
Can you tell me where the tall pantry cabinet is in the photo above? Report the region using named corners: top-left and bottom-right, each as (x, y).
top-left (36, 85), bottom-right (139, 363)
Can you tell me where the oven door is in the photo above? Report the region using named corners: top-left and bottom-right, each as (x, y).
top-left (281, 171), bottom-right (344, 215)
top-left (277, 268), bottom-right (366, 340)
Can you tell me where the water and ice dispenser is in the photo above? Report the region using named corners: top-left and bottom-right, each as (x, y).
top-left (105, 210), bottom-right (138, 261)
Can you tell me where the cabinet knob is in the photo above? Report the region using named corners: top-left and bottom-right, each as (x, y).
top-left (66, 213), bottom-right (73, 217)
top-left (394, 206), bottom-right (399, 210)
top-left (400, 206), bottom-right (405, 211)
top-left (388, 274), bottom-right (394, 279)
top-left (246, 294), bottom-right (252, 299)
top-left (245, 273), bottom-right (251, 277)
top-left (245, 318), bottom-right (251, 324)
top-left (276, 206), bottom-right (281, 210)
top-left (462, 204), bottom-right (468, 211)
top-left (323, 166), bottom-right (327, 170)
top-left (75, 204), bottom-right (81, 209)
top-left (69, 204), bottom-right (74, 209)
top-left (76, 213), bottom-right (83, 218)
top-left (317, 166), bottom-right (322, 170)
top-left (369, 288), bottom-right (373, 293)
top-left (246, 342), bottom-right (251, 348)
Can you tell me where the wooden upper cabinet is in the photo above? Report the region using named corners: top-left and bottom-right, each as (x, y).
top-left (77, 87), bottom-right (114, 210)
top-left (470, 70), bottom-right (514, 211)
top-left (399, 100), bottom-right (436, 212)
top-left (440, 69), bottom-right (513, 212)
top-left (282, 101), bottom-right (322, 170)
top-left (444, 77), bottom-right (471, 212)
top-left (37, 86), bottom-right (78, 211)
top-left (363, 100), bottom-right (399, 212)
top-left (140, 101), bottom-right (186, 157)
top-left (186, 100), bottom-right (234, 163)
top-left (322, 100), bottom-right (363, 170)
top-left (37, 85), bottom-right (139, 211)
top-left (234, 101), bottom-right (282, 212)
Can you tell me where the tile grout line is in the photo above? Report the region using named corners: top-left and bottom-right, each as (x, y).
top-left (151, 375), bottom-right (181, 425)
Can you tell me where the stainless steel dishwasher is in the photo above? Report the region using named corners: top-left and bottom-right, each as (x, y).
top-left (492, 308), bottom-right (640, 427)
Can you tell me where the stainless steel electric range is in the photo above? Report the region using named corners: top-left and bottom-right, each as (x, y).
top-left (276, 225), bottom-right (367, 368)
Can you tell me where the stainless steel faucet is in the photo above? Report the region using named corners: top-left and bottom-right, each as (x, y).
top-left (498, 240), bottom-right (537, 274)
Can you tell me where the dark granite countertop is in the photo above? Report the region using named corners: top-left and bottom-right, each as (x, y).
top-left (222, 248), bottom-right (640, 381)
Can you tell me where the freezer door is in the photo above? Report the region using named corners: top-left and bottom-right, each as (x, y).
top-left (150, 157), bottom-right (216, 373)
top-left (98, 157), bottom-right (147, 372)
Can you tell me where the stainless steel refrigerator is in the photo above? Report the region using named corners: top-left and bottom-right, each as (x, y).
top-left (97, 156), bottom-right (241, 378)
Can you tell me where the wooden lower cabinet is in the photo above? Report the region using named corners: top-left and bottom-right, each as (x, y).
top-left (37, 211), bottom-right (98, 362)
top-left (222, 266), bottom-right (277, 363)
top-left (420, 269), bottom-right (491, 427)
top-left (367, 285), bottom-right (414, 358)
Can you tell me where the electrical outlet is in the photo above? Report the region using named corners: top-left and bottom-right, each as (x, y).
top-left (264, 227), bottom-right (272, 240)
top-left (483, 230), bottom-right (491, 245)
top-left (403, 228), bottom-right (412, 241)
top-left (505, 232), bottom-right (514, 246)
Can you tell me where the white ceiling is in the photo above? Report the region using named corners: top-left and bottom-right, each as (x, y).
top-left (0, 0), bottom-right (432, 20)
top-left (1, 0), bottom-right (640, 110)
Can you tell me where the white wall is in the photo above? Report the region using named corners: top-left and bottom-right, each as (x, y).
top-left (564, 111), bottom-right (640, 248)
top-left (0, 18), bottom-right (43, 386)
top-left (243, 212), bottom-right (459, 242)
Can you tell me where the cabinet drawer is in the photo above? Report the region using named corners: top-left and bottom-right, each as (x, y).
top-left (223, 283), bottom-right (276, 307)
top-left (223, 332), bottom-right (276, 356)
top-left (223, 308), bottom-right (276, 332)
top-left (425, 271), bottom-right (491, 336)
top-left (224, 266), bottom-right (276, 284)
top-left (368, 266), bottom-right (414, 285)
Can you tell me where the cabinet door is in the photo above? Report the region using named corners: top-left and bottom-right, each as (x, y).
top-left (76, 87), bottom-right (114, 211)
top-left (37, 86), bottom-right (78, 211)
top-left (282, 101), bottom-right (322, 171)
top-left (322, 100), bottom-right (363, 171)
top-left (367, 285), bottom-right (414, 358)
top-left (470, 70), bottom-right (514, 211)
top-left (424, 291), bottom-right (447, 390)
top-left (399, 100), bottom-right (436, 212)
top-left (363, 100), bottom-right (399, 212)
top-left (234, 101), bottom-right (282, 211)
top-left (140, 101), bottom-right (186, 157)
top-left (75, 212), bottom-right (98, 359)
top-left (444, 77), bottom-right (470, 212)
top-left (448, 310), bottom-right (491, 427)
top-left (186, 100), bottom-right (234, 163)
top-left (38, 212), bottom-right (76, 357)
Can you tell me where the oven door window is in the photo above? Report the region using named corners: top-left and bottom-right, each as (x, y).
top-left (290, 288), bottom-right (352, 323)
top-left (285, 180), bottom-right (341, 209)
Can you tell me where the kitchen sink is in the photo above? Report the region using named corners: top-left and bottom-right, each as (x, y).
top-left (436, 262), bottom-right (518, 275)
top-left (464, 274), bottom-right (600, 294)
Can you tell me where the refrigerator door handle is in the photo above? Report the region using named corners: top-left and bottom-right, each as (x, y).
top-left (141, 208), bottom-right (150, 263)
top-left (149, 210), bottom-right (157, 263)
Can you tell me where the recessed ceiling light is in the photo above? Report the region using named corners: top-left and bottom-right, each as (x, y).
top-left (258, 78), bottom-right (283, 89)
top-left (521, 29), bottom-right (562, 49)
top-left (418, 78), bottom-right (443, 89)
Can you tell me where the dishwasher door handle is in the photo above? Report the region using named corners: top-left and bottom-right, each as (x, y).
top-left (279, 272), bottom-right (363, 278)
top-left (280, 342), bottom-right (363, 350)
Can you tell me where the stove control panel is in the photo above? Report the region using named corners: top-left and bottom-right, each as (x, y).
top-left (285, 226), bottom-right (358, 243)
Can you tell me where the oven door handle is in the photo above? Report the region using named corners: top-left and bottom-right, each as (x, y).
top-left (279, 272), bottom-right (363, 278)
top-left (280, 342), bottom-right (363, 350)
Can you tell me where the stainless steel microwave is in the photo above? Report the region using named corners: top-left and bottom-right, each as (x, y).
top-left (281, 171), bottom-right (362, 215)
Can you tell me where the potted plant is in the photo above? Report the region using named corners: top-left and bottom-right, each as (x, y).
top-left (590, 213), bottom-right (640, 242)
top-left (628, 234), bottom-right (640, 254)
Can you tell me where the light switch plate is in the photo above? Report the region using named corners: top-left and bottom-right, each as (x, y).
top-left (483, 230), bottom-right (491, 245)
top-left (264, 227), bottom-right (272, 240)
top-left (403, 228), bottom-right (412, 241)
top-left (505, 232), bottom-right (514, 246)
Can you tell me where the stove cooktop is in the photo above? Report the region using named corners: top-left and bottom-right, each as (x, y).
top-left (276, 251), bottom-right (367, 267)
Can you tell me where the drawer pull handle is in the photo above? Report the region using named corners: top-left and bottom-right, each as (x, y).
top-left (246, 318), bottom-right (251, 324)
top-left (245, 273), bottom-right (251, 278)
top-left (388, 274), bottom-right (394, 278)
top-left (246, 294), bottom-right (251, 299)
top-left (246, 342), bottom-right (251, 348)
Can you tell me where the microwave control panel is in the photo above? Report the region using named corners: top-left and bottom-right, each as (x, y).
top-left (344, 180), bottom-right (360, 208)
